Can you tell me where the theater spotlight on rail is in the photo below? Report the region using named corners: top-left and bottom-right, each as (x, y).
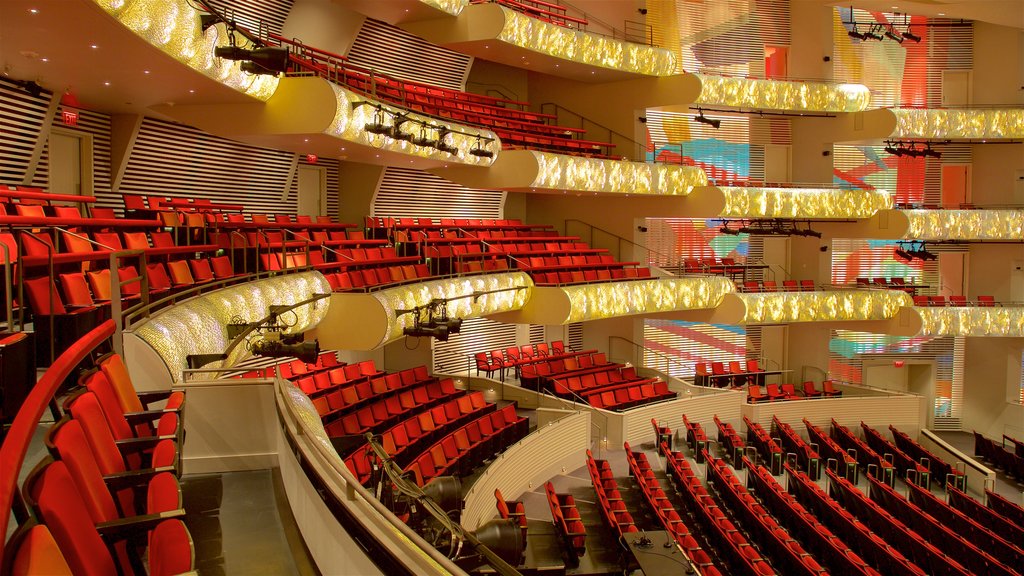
top-left (214, 45), bottom-right (290, 75)
top-left (694, 108), bottom-right (721, 129)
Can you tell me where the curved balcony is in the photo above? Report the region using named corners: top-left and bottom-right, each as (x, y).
top-left (489, 276), bottom-right (734, 324)
top-left (889, 107), bottom-right (1024, 141)
top-left (711, 289), bottom-right (912, 326)
top-left (434, 149), bottom-right (707, 193)
top-left (692, 74), bottom-right (871, 114)
top-left (902, 209), bottom-right (1024, 241)
top-left (887, 304), bottom-right (1024, 337)
top-left (684, 185), bottom-right (893, 220)
top-left (400, 2), bottom-right (676, 80)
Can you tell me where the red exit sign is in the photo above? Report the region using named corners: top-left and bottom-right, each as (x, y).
top-left (61, 109), bottom-right (79, 126)
top-left (305, 154), bottom-right (318, 164)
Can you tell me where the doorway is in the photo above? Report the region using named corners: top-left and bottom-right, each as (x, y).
top-left (297, 165), bottom-right (326, 217)
top-left (48, 129), bottom-right (92, 198)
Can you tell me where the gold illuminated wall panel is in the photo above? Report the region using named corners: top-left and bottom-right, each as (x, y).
top-left (532, 151), bottom-right (706, 194)
top-left (890, 108), bottom-right (1024, 140)
top-left (719, 186), bottom-right (892, 219)
top-left (93, 0), bottom-right (280, 101)
top-left (376, 272), bottom-right (532, 343)
top-left (740, 290), bottom-right (911, 324)
top-left (694, 75), bottom-right (871, 113)
top-left (133, 272), bottom-right (332, 382)
top-left (563, 277), bottom-right (734, 323)
top-left (328, 85), bottom-right (499, 166)
top-left (903, 209), bottom-right (1024, 241)
top-left (496, 7), bottom-right (676, 76)
top-left (419, 0), bottom-right (468, 16)
top-left (916, 307), bottom-right (1024, 337)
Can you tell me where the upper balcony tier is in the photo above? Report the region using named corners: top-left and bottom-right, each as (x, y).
top-left (692, 74), bottom-right (871, 114)
top-left (890, 107), bottom-right (1024, 141)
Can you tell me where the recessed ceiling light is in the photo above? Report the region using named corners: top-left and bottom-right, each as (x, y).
top-left (40, 58), bottom-right (48, 62)
top-left (143, 70), bottom-right (150, 75)
top-left (188, 89), bottom-right (195, 93)
top-left (90, 44), bottom-right (98, 49)
top-left (375, 154), bottom-right (380, 158)
top-left (938, 12), bottom-right (945, 15)
top-left (29, 8), bottom-right (38, 14)
top-left (103, 81), bottom-right (110, 86)
top-left (303, 138), bottom-right (309, 142)
top-left (340, 147), bottom-right (345, 151)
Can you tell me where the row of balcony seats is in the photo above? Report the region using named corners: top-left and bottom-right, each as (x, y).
top-left (974, 432), bottom-right (1024, 482)
top-left (694, 360), bottom-right (764, 388)
top-left (855, 277), bottom-right (922, 293)
top-left (7, 352), bottom-right (191, 575)
top-left (704, 450), bottom-right (829, 575)
top-left (543, 481), bottom-right (587, 566)
top-left (493, 489), bottom-right (528, 566)
top-left (681, 257), bottom-right (759, 279)
top-left (662, 441), bottom-right (775, 575)
top-left (747, 381), bottom-right (841, 403)
top-left (743, 416), bottom-right (784, 472)
top-left (859, 423), bottom-right (931, 484)
top-left (911, 295), bottom-right (995, 306)
top-left (473, 340), bottom-right (571, 381)
top-left (888, 425), bottom-right (966, 488)
top-left (771, 416), bottom-right (822, 481)
top-left (947, 486), bottom-right (1024, 546)
top-left (830, 419), bottom-right (897, 480)
top-left (681, 415), bottom-right (708, 459)
top-left (587, 450), bottom-right (640, 551)
top-left (740, 279), bottom-right (816, 292)
top-left (713, 415), bottom-right (746, 464)
top-left (803, 419), bottom-right (859, 478)
top-left (470, 0), bottom-right (589, 27)
top-left (621, 442), bottom-right (723, 574)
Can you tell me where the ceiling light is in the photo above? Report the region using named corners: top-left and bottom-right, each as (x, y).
top-left (103, 81), bottom-right (110, 86)
top-left (29, 8), bottom-right (38, 14)
top-left (364, 107), bottom-right (393, 136)
top-left (90, 44), bottom-right (98, 49)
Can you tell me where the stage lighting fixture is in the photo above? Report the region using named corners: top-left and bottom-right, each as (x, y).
top-left (200, 13), bottom-right (224, 32)
top-left (884, 26), bottom-right (904, 43)
top-left (454, 519), bottom-right (524, 571)
top-left (894, 247), bottom-right (913, 262)
top-left (422, 476), bottom-right (462, 515)
top-left (434, 129), bottom-right (459, 156)
top-left (847, 22), bottom-right (867, 40)
top-left (389, 114), bottom-right (414, 141)
top-left (902, 27), bottom-right (921, 43)
top-left (215, 46), bottom-right (289, 75)
top-left (922, 144), bottom-right (942, 159)
top-left (720, 226), bottom-right (741, 235)
top-left (694, 109), bottom-right (721, 129)
top-left (251, 336), bottom-right (320, 364)
top-left (883, 142), bottom-right (901, 156)
top-left (862, 25), bottom-right (883, 41)
top-left (364, 108), bottom-right (393, 136)
top-left (469, 137), bottom-right (494, 158)
top-left (411, 125), bottom-right (435, 147)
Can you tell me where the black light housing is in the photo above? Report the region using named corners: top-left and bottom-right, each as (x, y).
top-left (885, 26), bottom-right (904, 43)
top-left (694, 109), bottom-right (721, 129)
top-left (435, 129), bottom-right (459, 156)
top-left (251, 337), bottom-right (320, 364)
top-left (200, 13), bottom-right (223, 32)
top-left (215, 46), bottom-right (289, 75)
top-left (453, 519), bottom-right (524, 571)
top-left (469, 137), bottom-right (494, 158)
top-left (364, 108), bottom-right (393, 136)
top-left (902, 28), bottom-right (921, 43)
top-left (862, 25), bottom-right (883, 41)
top-left (389, 114), bottom-right (414, 141)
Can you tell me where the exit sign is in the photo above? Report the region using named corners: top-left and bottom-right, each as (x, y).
top-left (61, 109), bottom-right (79, 126)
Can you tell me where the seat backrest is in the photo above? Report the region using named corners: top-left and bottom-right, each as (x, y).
top-left (122, 194), bottom-right (147, 210)
top-left (146, 263), bottom-right (173, 290)
top-left (24, 276), bottom-right (66, 315)
top-left (46, 418), bottom-right (123, 522)
top-left (5, 522), bottom-right (73, 576)
top-left (116, 266), bottom-right (142, 295)
top-left (147, 519), bottom-right (194, 576)
top-left (123, 231), bottom-right (150, 250)
top-left (91, 232), bottom-right (123, 251)
top-left (59, 273), bottom-right (95, 306)
top-left (150, 231), bottom-right (175, 248)
top-left (98, 353), bottom-right (145, 415)
top-left (15, 204), bottom-right (46, 217)
top-left (190, 258), bottom-right (214, 282)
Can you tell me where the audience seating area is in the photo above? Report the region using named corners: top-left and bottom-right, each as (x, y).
top-left (973, 432), bottom-right (1024, 481)
top-left (585, 449), bottom-right (638, 550)
top-left (912, 294), bottom-right (996, 307)
top-left (543, 481), bottom-right (587, 567)
top-left (854, 277), bottom-right (925, 294)
top-left (740, 279), bottom-right (817, 292)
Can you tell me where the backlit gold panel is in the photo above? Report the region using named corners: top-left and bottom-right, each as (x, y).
top-left (694, 75), bottom-right (871, 113)
top-left (328, 85), bottom-right (498, 166)
top-left (496, 7), bottom-right (676, 76)
top-left (891, 108), bottom-right (1024, 139)
top-left (719, 186), bottom-right (892, 219)
top-left (563, 277), bottom-right (734, 323)
top-left (94, 0), bottom-right (279, 101)
top-left (376, 272), bottom-right (532, 343)
top-left (133, 272), bottom-right (332, 382)
top-left (532, 151), bottom-right (706, 194)
top-left (916, 307), bottom-right (1024, 337)
top-left (740, 290), bottom-right (911, 324)
top-left (903, 209), bottom-right (1024, 240)
top-left (418, 0), bottom-right (468, 15)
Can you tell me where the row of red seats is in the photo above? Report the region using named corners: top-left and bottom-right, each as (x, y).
top-left (694, 359), bottom-right (764, 388)
top-left (474, 340), bottom-right (576, 382)
top-left (315, 376), bottom-right (457, 434)
top-left (986, 490), bottom-right (1024, 531)
top-left (584, 379), bottom-right (675, 411)
top-left (803, 419), bottom-right (859, 480)
top-left (543, 481), bottom-right (586, 566)
top-left (308, 366), bottom-right (434, 422)
top-left (377, 393), bottom-right (493, 467)
top-left (9, 351), bottom-right (190, 575)
top-left (236, 351), bottom-right (348, 380)
top-left (741, 279), bottom-right (816, 292)
top-left (860, 423), bottom-right (930, 485)
top-left (747, 383), bottom-right (798, 402)
top-left (866, 474), bottom-right (1016, 575)
top-left (663, 444), bottom-right (776, 575)
top-left (449, 258), bottom-right (510, 274)
top-left (828, 468), bottom-right (971, 575)
top-left (973, 431), bottom-right (1024, 481)
top-left (682, 414), bottom-right (708, 460)
top-left (323, 264), bottom-right (432, 291)
top-left (493, 489), bottom-right (528, 566)
top-left (946, 486), bottom-right (1024, 546)
top-left (904, 481), bottom-right (1024, 568)
top-left (888, 425), bottom-right (965, 488)
top-left (586, 449), bottom-right (639, 549)
top-left (682, 257), bottom-right (760, 277)
top-left (743, 416), bottom-right (783, 474)
top-left (532, 266), bottom-right (651, 286)
top-left (771, 416), bottom-right (821, 481)
top-left (714, 415), bottom-right (746, 464)
top-left (829, 420), bottom-right (896, 482)
top-left (549, 362), bottom-right (640, 395)
top-left (912, 294), bottom-right (996, 307)
top-left (704, 451), bottom-right (828, 576)
top-left (744, 458), bottom-right (881, 576)
top-left (787, 463), bottom-right (925, 575)
top-left (621, 442), bottom-right (722, 574)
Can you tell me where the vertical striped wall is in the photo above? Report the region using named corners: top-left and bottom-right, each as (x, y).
top-left (668, 0), bottom-right (792, 74)
top-left (432, 318), bottom-right (518, 375)
top-left (833, 143), bottom-right (971, 205)
top-left (346, 19), bottom-right (472, 90)
top-left (0, 79), bottom-right (50, 185)
top-left (372, 167), bottom-right (505, 220)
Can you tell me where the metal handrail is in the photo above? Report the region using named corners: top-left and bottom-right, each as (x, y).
top-left (539, 102), bottom-right (643, 160)
top-left (563, 218), bottom-right (678, 270)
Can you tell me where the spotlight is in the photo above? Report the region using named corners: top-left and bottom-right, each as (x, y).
top-left (411, 125), bottom-right (435, 147)
top-left (720, 226), bottom-right (741, 235)
top-left (902, 28), bottom-right (921, 43)
top-left (894, 247), bottom-right (913, 262)
top-left (364, 108), bottom-right (393, 136)
top-left (469, 136), bottom-right (494, 158)
top-left (434, 129), bottom-right (459, 156)
top-left (215, 46), bottom-right (289, 75)
top-left (251, 336), bottom-right (320, 364)
top-left (694, 109), bottom-right (721, 129)
top-left (884, 26), bottom-right (904, 43)
top-left (862, 25), bottom-right (883, 41)
top-left (883, 142), bottom-right (900, 156)
top-left (200, 13), bottom-right (223, 32)
top-left (848, 22), bottom-right (867, 40)
top-left (389, 114), bottom-right (414, 141)
top-left (422, 476), bottom-right (462, 515)
top-left (454, 519), bottom-right (524, 571)
top-left (922, 144), bottom-right (941, 159)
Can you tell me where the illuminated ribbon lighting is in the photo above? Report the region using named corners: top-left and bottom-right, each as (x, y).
top-left (890, 108), bottom-right (1024, 139)
top-left (739, 290), bottom-right (911, 324)
top-left (719, 186), bottom-right (893, 219)
top-left (694, 75), bottom-right (871, 113)
top-left (903, 209), bottom-right (1024, 240)
top-left (563, 277), bottom-right (734, 323)
top-left (916, 307), bottom-right (1024, 337)
top-left (496, 7), bottom-right (676, 76)
top-left (532, 151), bottom-right (706, 194)
top-left (93, 0), bottom-right (280, 101)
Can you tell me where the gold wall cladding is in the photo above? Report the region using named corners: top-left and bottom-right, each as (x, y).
top-left (496, 7), bottom-right (676, 76)
top-left (719, 186), bottom-right (893, 219)
top-left (903, 209), bottom-right (1024, 240)
top-left (376, 272), bottom-right (532, 342)
top-left (532, 151), bottom-right (706, 194)
top-left (563, 277), bottom-right (734, 323)
top-left (94, 0), bottom-right (280, 101)
top-left (694, 75), bottom-right (871, 113)
top-left (328, 85), bottom-right (499, 166)
top-left (891, 108), bottom-right (1024, 139)
top-left (133, 272), bottom-right (332, 382)
top-left (419, 0), bottom-right (468, 16)
top-left (739, 289), bottom-right (911, 324)
top-left (916, 307), bottom-right (1024, 337)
